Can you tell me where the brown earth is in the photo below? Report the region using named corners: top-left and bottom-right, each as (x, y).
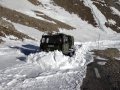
top-left (53, 0), bottom-right (120, 32)
top-left (0, 5), bottom-right (74, 33)
top-left (81, 48), bottom-right (120, 90)
top-left (34, 10), bottom-right (75, 30)
top-left (0, 18), bottom-right (33, 41)
top-left (53, 0), bottom-right (97, 26)
top-left (28, 0), bottom-right (41, 5)
top-left (94, 48), bottom-right (120, 59)
top-left (92, 0), bottom-right (120, 32)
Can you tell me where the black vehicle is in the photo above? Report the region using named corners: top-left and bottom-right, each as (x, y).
top-left (40, 33), bottom-right (75, 56)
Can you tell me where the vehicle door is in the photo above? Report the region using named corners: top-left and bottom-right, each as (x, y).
top-left (62, 36), bottom-right (69, 54)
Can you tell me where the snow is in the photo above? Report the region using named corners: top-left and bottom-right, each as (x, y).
top-left (2, 16), bottom-right (43, 41)
top-left (84, 0), bottom-right (115, 34)
top-left (0, 0), bottom-right (56, 23)
top-left (1, 0), bottom-right (119, 42)
top-left (0, 42), bottom-right (92, 90)
top-left (94, 68), bottom-right (101, 78)
top-left (27, 43), bottom-right (90, 70)
top-left (97, 62), bottom-right (106, 65)
top-left (13, 23), bottom-right (44, 41)
top-left (95, 56), bottom-right (108, 61)
top-left (0, 0), bottom-right (120, 89)
top-left (108, 19), bottom-right (116, 25)
top-left (111, 7), bottom-right (120, 16)
top-left (0, 39), bottom-right (120, 90)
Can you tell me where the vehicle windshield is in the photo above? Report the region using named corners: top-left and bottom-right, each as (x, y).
top-left (41, 36), bottom-right (62, 44)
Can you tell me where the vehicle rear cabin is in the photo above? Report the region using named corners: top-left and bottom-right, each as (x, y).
top-left (40, 33), bottom-right (74, 56)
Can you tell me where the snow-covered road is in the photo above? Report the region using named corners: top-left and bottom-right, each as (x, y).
top-left (0, 42), bottom-right (92, 90)
top-left (0, 40), bottom-right (120, 90)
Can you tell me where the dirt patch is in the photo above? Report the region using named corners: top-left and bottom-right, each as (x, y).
top-left (0, 18), bottom-right (33, 40)
top-left (0, 5), bottom-right (74, 33)
top-left (103, 59), bottom-right (120, 90)
top-left (28, 0), bottom-right (41, 5)
top-left (0, 26), bottom-right (32, 40)
top-left (81, 59), bottom-right (120, 90)
top-left (53, 0), bottom-right (97, 26)
top-left (94, 48), bottom-right (120, 59)
top-left (34, 10), bottom-right (75, 30)
top-left (92, 0), bottom-right (120, 32)
top-left (81, 48), bottom-right (120, 90)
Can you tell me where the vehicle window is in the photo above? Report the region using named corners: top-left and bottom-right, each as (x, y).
top-left (46, 38), bottom-right (49, 43)
top-left (64, 37), bottom-right (68, 43)
top-left (44, 36), bottom-right (62, 44)
top-left (41, 38), bottom-right (45, 43)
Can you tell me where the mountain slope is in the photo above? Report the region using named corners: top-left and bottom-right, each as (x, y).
top-left (0, 18), bottom-right (32, 40)
top-left (0, 0), bottom-right (120, 90)
top-left (53, 0), bottom-right (120, 32)
top-left (0, 0), bottom-right (120, 42)
top-left (92, 0), bottom-right (120, 32)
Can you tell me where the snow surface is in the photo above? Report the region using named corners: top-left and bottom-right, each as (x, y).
top-left (84, 0), bottom-right (115, 34)
top-left (97, 62), bottom-right (106, 65)
top-left (0, 0), bottom-right (55, 23)
top-left (0, 40), bottom-right (91, 90)
top-left (0, 38), bottom-right (120, 90)
top-left (111, 7), bottom-right (120, 16)
top-left (108, 19), bottom-right (116, 25)
top-left (13, 23), bottom-right (44, 41)
top-left (1, 0), bottom-right (120, 42)
top-left (0, 0), bottom-right (120, 90)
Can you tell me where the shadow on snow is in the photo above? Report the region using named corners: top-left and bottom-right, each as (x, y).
top-left (9, 44), bottom-right (39, 56)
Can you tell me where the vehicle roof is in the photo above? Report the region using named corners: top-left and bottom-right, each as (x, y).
top-left (42, 33), bottom-right (72, 37)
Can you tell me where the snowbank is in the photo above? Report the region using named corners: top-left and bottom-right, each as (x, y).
top-left (27, 43), bottom-right (90, 70)
top-left (0, 43), bottom-right (93, 90)
top-left (0, 40), bottom-right (120, 90)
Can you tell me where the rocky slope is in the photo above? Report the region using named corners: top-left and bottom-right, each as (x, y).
top-left (0, 18), bottom-right (32, 41)
top-left (53, 0), bottom-right (120, 32)
top-left (0, 0), bottom-right (120, 42)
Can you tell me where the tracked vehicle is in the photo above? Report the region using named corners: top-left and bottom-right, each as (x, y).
top-left (40, 33), bottom-right (75, 56)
